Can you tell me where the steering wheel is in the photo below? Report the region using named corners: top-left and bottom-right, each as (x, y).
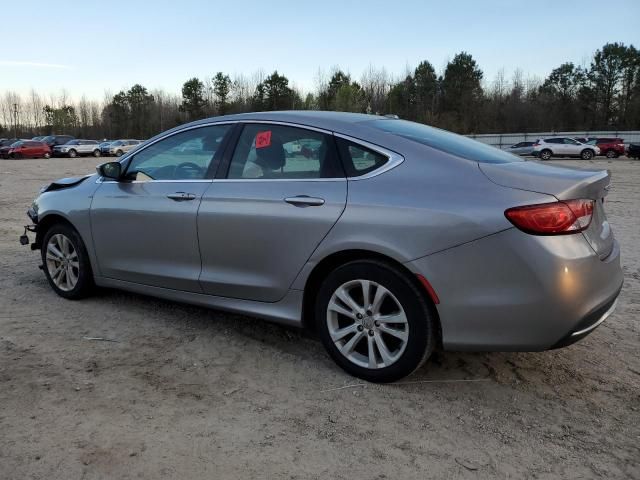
top-left (174, 162), bottom-right (203, 179)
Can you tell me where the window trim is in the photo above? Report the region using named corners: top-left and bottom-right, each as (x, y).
top-left (109, 123), bottom-right (235, 183)
top-left (98, 120), bottom-right (404, 184)
top-left (216, 121), bottom-right (347, 182)
top-left (333, 133), bottom-right (404, 180)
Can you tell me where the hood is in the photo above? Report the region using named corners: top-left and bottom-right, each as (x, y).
top-left (41, 175), bottom-right (92, 193)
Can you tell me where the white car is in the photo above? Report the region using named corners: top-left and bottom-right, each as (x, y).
top-left (52, 140), bottom-right (101, 158)
top-left (532, 137), bottom-right (600, 160)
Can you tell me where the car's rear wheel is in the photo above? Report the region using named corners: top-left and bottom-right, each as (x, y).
top-left (68, 149), bottom-right (77, 158)
top-left (41, 223), bottom-right (94, 299)
top-left (581, 149), bottom-right (594, 160)
top-left (605, 149), bottom-right (617, 159)
top-left (540, 149), bottom-right (552, 160)
top-left (93, 149), bottom-right (101, 157)
top-left (315, 259), bottom-right (436, 383)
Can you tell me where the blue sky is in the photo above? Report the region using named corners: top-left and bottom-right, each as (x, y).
top-left (1, 0), bottom-right (638, 100)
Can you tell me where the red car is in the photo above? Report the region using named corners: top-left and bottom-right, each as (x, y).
top-left (0, 140), bottom-right (51, 159)
top-left (576, 137), bottom-right (625, 158)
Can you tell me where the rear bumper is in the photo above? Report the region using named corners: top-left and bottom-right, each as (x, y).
top-left (405, 228), bottom-right (623, 351)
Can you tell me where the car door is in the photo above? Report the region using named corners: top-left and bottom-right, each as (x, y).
top-left (197, 122), bottom-right (347, 302)
top-left (91, 124), bottom-right (232, 292)
top-left (563, 138), bottom-right (580, 155)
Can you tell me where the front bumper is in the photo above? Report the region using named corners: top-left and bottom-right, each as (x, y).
top-left (406, 228), bottom-right (623, 351)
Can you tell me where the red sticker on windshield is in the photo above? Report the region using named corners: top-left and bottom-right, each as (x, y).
top-left (256, 131), bottom-right (272, 149)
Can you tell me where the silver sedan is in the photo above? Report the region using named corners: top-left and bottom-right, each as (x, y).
top-left (23, 111), bottom-right (623, 382)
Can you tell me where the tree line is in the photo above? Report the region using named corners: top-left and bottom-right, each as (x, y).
top-left (1, 42), bottom-right (638, 140)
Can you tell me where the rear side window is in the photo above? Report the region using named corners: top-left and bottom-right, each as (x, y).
top-left (364, 119), bottom-right (523, 164)
top-left (227, 124), bottom-right (343, 179)
top-left (335, 138), bottom-right (389, 177)
top-left (545, 138), bottom-right (562, 144)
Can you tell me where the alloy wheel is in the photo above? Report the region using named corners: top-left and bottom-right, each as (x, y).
top-left (326, 279), bottom-right (409, 369)
top-left (45, 233), bottom-right (79, 291)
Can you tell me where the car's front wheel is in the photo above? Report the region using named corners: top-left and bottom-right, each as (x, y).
top-left (316, 259), bottom-right (436, 383)
top-left (93, 149), bottom-right (101, 157)
top-left (581, 149), bottom-right (594, 160)
top-left (68, 149), bottom-right (77, 158)
top-left (41, 223), bottom-right (94, 299)
top-left (115, 149), bottom-right (124, 157)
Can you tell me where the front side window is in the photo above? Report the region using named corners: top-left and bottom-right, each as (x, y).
top-left (227, 124), bottom-right (343, 179)
top-left (125, 125), bottom-right (230, 181)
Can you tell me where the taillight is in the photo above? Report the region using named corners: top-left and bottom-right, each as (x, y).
top-left (505, 199), bottom-right (594, 235)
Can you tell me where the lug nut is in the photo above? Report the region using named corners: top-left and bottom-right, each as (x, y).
top-left (374, 321), bottom-right (380, 327)
top-left (366, 310), bottom-right (372, 316)
top-left (368, 330), bottom-right (374, 336)
top-left (357, 325), bottom-right (364, 332)
top-left (356, 313), bottom-right (363, 319)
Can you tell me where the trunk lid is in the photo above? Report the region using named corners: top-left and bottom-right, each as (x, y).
top-left (480, 161), bottom-right (614, 259)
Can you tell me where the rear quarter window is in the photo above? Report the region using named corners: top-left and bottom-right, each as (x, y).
top-left (364, 119), bottom-right (523, 164)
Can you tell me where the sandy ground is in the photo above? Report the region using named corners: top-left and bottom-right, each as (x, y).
top-left (0, 156), bottom-right (638, 479)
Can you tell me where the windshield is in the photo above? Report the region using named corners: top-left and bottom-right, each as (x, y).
top-left (112, 141), bottom-right (123, 146)
top-left (364, 119), bottom-right (524, 164)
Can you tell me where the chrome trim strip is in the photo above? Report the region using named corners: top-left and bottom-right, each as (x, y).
top-left (570, 298), bottom-right (618, 337)
top-left (102, 119), bottom-right (404, 183)
top-left (97, 178), bottom-right (213, 184)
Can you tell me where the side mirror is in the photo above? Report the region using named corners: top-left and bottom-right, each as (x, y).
top-left (97, 162), bottom-right (122, 180)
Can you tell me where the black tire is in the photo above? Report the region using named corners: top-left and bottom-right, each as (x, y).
top-left (41, 223), bottom-right (94, 299)
top-left (315, 259), bottom-right (437, 383)
top-left (581, 149), bottom-right (594, 160)
top-left (115, 149), bottom-right (124, 157)
top-left (605, 149), bottom-right (617, 159)
top-left (93, 149), bottom-right (101, 157)
top-left (540, 149), bottom-right (552, 161)
top-left (68, 149), bottom-right (77, 158)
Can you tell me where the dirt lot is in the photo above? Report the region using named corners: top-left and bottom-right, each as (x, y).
top-left (0, 156), bottom-right (638, 479)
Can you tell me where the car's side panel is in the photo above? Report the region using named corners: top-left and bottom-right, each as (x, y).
top-left (197, 180), bottom-right (347, 302)
top-left (94, 275), bottom-right (305, 327)
top-left (90, 180), bottom-right (212, 292)
top-left (405, 229), bottom-right (623, 350)
top-left (292, 144), bottom-right (556, 291)
top-left (31, 175), bottom-right (102, 275)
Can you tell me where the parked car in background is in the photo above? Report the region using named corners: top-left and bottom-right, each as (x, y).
top-left (42, 135), bottom-right (75, 150)
top-left (0, 140), bottom-right (51, 159)
top-left (591, 138), bottom-right (625, 158)
top-left (532, 137), bottom-right (600, 160)
top-left (0, 138), bottom-right (21, 147)
top-left (31, 136), bottom-right (46, 141)
top-left (627, 143), bottom-right (640, 159)
top-left (506, 141), bottom-right (535, 156)
top-left (106, 139), bottom-right (142, 157)
top-left (53, 139), bottom-right (101, 158)
top-left (23, 111), bottom-right (622, 382)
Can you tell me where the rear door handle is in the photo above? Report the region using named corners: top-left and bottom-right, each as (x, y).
top-left (167, 192), bottom-right (196, 201)
top-left (284, 196), bottom-right (325, 207)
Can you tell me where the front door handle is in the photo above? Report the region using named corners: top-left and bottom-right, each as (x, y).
top-left (167, 192), bottom-right (196, 201)
top-left (284, 196), bottom-right (325, 207)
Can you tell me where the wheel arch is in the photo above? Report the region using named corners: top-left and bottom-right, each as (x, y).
top-left (34, 213), bottom-right (77, 250)
top-left (301, 249), bottom-right (442, 345)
